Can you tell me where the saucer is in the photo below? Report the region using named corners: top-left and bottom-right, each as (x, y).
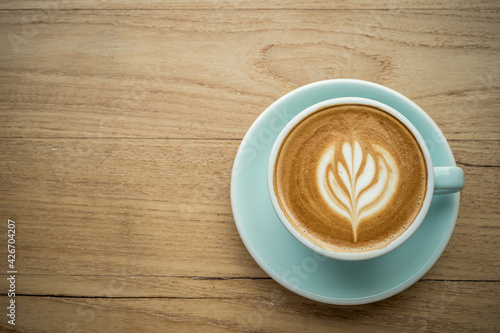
top-left (230, 79), bottom-right (460, 305)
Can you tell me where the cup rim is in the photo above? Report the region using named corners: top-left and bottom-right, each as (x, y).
top-left (267, 97), bottom-right (435, 261)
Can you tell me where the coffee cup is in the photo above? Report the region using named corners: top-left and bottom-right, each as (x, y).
top-left (268, 97), bottom-right (464, 261)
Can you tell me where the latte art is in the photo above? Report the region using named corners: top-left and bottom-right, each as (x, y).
top-left (317, 141), bottom-right (399, 241)
top-left (273, 104), bottom-right (428, 252)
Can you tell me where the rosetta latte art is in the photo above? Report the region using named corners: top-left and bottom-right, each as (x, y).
top-left (317, 140), bottom-right (399, 241)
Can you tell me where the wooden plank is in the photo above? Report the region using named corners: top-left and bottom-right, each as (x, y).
top-left (453, 140), bottom-right (500, 167)
top-left (1, 10), bottom-right (499, 139)
top-left (1, 281), bottom-right (498, 332)
top-left (0, 139), bottom-right (259, 277)
top-left (0, 139), bottom-right (498, 280)
top-left (7, 274), bottom-right (273, 298)
top-left (1, 0), bottom-right (499, 10)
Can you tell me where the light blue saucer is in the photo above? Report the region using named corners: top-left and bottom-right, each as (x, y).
top-left (230, 79), bottom-right (460, 305)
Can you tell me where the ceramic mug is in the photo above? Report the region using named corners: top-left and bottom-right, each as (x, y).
top-left (268, 97), bottom-right (464, 261)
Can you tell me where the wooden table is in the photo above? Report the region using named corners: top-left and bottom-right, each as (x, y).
top-left (1, 1), bottom-right (499, 332)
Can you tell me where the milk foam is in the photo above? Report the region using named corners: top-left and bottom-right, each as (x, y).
top-left (317, 140), bottom-right (399, 241)
top-left (273, 104), bottom-right (427, 252)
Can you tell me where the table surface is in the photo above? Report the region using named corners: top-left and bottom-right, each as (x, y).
top-left (0, 1), bottom-right (499, 332)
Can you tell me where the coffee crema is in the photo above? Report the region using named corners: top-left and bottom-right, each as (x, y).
top-left (273, 104), bottom-right (428, 253)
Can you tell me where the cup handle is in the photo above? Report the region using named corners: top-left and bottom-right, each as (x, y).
top-left (433, 166), bottom-right (464, 195)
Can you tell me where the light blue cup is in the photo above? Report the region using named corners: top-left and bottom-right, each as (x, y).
top-left (231, 79), bottom-right (465, 304)
top-left (268, 97), bottom-right (465, 261)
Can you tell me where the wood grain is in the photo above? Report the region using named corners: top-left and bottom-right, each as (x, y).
top-left (1, 0), bottom-right (500, 10)
top-left (0, 4), bottom-right (499, 333)
top-left (1, 281), bottom-right (499, 332)
top-left (1, 10), bottom-right (499, 139)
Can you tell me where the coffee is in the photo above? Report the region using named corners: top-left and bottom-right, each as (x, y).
top-left (273, 104), bottom-right (428, 253)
